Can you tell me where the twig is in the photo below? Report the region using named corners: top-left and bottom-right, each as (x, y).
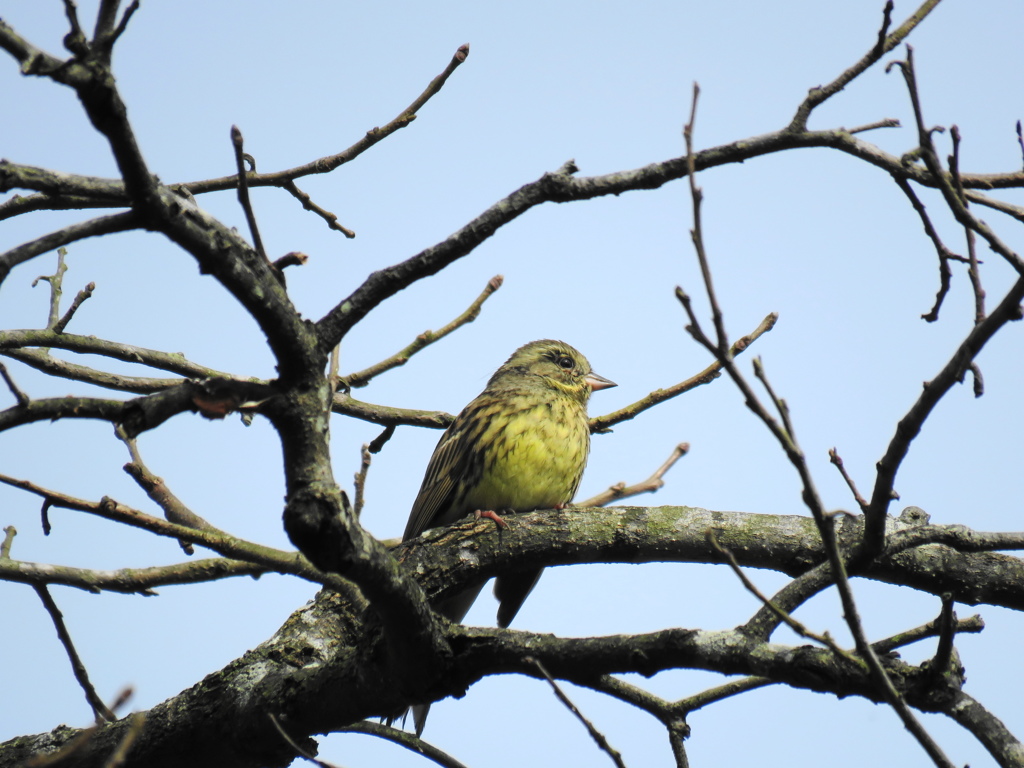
top-left (788, 0), bottom-right (942, 130)
top-left (273, 251), bottom-right (308, 272)
top-left (268, 713), bottom-right (339, 768)
top-left (819, 515), bottom-right (957, 768)
top-left (344, 275), bottom-right (504, 387)
top-left (872, 612), bottom-right (983, 655)
top-left (1, 524), bottom-right (15, 558)
top-left (868, 48), bottom-right (1024, 554)
top-left (927, 595), bottom-right (957, 682)
top-left (34, 584), bottom-right (117, 723)
top-left (887, 47), bottom-right (1024, 274)
top-left (848, 118), bottom-right (900, 134)
top-left (589, 312), bottom-right (776, 433)
top-left (367, 425), bottom-right (396, 454)
top-left (683, 84), bottom-right (726, 352)
top-left (332, 392), bottom-right (453, 429)
top-left (32, 247), bottom-right (68, 330)
top-left (0, 361), bottom-right (30, 406)
top-left (579, 675), bottom-right (692, 767)
top-left (0, 211), bottom-right (139, 284)
top-left (948, 125), bottom-right (986, 324)
top-left (230, 126), bottom-right (269, 264)
top-left (678, 677), bottom-right (775, 713)
top-left (0, 328), bottom-right (235, 378)
top-left (337, 721), bottom-right (471, 768)
top-left (61, 0), bottom-right (86, 54)
top-left (182, 44), bottom-right (471, 195)
top-left (579, 443), bottom-right (689, 507)
top-left (0, 472), bottom-right (355, 592)
top-left (1, 555), bottom-right (267, 593)
top-left (283, 179), bottom-right (355, 238)
top-left (828, 448), bottom-right (868, 513)
top-left (53, 281), bottom-right (96, 334)
top-left (968, 362), bottom-right (984, 398)
top-left (353, 444), bottom-right (372, 518)
top-left (708, 530), bottom-right (864, 668)
top-left (329, 342), bottom-right (342, 399)
top-left (890, 175), bottom-right (963, 322)
top-left (872, 0), bottom-right (896, 57)
top-left (1, 348), bottom-right (181, 395)
top-left (107, 0), bottom-right (140, 49)
top-left (679, 77), bottom-right (956, 767)
top-left (525, 657), bottom-right (627, 768)
top-left (116, 426), bottom-right (217, 553)
top-left (584, 674), bottom-right (674, 718)
top-left (1017, 120), bottom-right (1024, 171)
top-left (752, 357), bottom-right (794, 439)
top-left (964, 189), bottom-right (1024, 223)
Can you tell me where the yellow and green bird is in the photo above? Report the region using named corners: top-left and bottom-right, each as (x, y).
top-left (401, 339), bottom-right (615, 733)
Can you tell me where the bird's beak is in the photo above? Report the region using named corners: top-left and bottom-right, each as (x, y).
top-left (585, 372), bottom-right (617, 391)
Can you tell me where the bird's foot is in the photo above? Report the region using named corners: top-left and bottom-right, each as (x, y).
top-left (474, 509), bottom-right (509, 529)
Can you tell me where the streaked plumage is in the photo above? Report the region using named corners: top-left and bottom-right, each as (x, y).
top-left (402, 339), bottom-right (615, 734)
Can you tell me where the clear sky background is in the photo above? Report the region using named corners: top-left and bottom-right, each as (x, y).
top-left (2, 1), bottom-right (1024, 766)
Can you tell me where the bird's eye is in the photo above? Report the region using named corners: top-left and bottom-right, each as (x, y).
top-left (556, 355), bottom-right (574, 370)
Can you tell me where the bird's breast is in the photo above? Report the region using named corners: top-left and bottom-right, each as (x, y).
top-left (461, 395), bottom-right (590, 514)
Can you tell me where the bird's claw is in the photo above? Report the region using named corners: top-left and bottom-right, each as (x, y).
top-left (474, 509), bottom-right (509, 529)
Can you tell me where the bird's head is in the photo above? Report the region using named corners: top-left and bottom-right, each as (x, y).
top-left (488, 339), bottom-right (616, 404)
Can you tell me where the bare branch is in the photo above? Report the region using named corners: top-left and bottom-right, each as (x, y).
top-left (268, 713), bottom-right (339, 768)
top-left (948, 125), bottom-right (986, 324)
top-left (526, 657), bottom-right (627, 768)
top-left (182, 44), bottom-right (471, 195)
top-left (1, 525), bottom-right (15, 558)
top-left (231, 126), bottom-right (268, 263)
top-left (117, 426), bottom-right (216, 553)
top-left (944, 690), bottom-right (1024, 767)
top-left (52, 281), bottom-right (95, 334)
top-left (0, 472), bottom-right (355, 592)
top-left (332, 392), bottom-right (453, 429)
top-left (926, 595), bottom-right (957, 684)
top-left (0, 212), bottom-right (138, 283)
top-left (590, 312), bottom-right (777, 433)
top-left (344, 275), bottom-right (504, 388)
top-left (1, 348), bottom-right (183, 394)
top-left (678, 87), bottom-right (955, 766)
top-left (580, 443), bottom-right (689, 508)
top-left (890, 175), bottom-right (963, 322)
top-left (367, 425), bottom-right (396, 454)
top-left (282, 179), bottom-right (355, 238)
top-left (31, 247), bottom-right (68, 330)
top-left (353, 444), bottom-right (372, 518)
top-left (336, 721), bottom-right (471, 768)
top-left (829, 448), bottom-right (869, 513)
top-left (0, 395), bottom-right (126, 432)
top-left (872, 612), bottom-right (983, 655)
top-left (788, 0), bottom-right (943, 130)
top-left (0, 361), bottom-right (29, 406)
top-left (683, 83), bottom-right (727, 352)
top-left (0, 555), bottom-right (266, 593)
top-left (34, 584), bottom-right (117, 723)
top-left (0, 329), bottom-right (235, 378)
top-left (709, 530), bottom-right (864, 667)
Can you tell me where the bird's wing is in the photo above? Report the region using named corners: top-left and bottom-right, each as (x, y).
top-left (403, 412), bottom-right (481, 540)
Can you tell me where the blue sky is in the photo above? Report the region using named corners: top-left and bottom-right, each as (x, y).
top-left (2, 1), bottom-right (1024, 766)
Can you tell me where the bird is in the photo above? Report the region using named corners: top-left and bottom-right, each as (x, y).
top-left (400, 339), bottom-right (615, 734)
